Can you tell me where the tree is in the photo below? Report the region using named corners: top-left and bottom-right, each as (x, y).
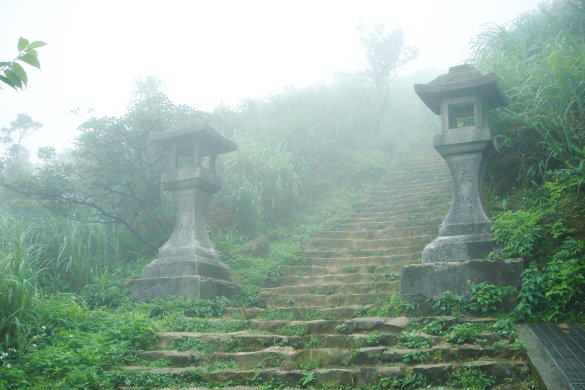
top-left (358, 24), bottom-right (417, 132)
top-left (0, 37), bottom-right (46, 90)
top-left (1, 114), bottom-right (42, 171)
top-left (1, 88), bottom-right (204, 251)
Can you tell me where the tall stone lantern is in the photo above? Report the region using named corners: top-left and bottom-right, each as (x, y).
top-left (126, 119), bottom-right (240, 301)
top-left (414, 64), bottom-right (507, 262)
top-left (400, 65), bottom-right (523, 307)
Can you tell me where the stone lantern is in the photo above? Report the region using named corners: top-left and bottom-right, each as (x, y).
top-left (400, 65), bottom-right (523, 307)
top-left (414, 64), bottom-right (507, 263)
top-left (126, 119), bottom-right (240, 301)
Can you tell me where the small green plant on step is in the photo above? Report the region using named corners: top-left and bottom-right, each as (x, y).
top-left (432, 290), bottom-right (467, 315)
top-left (468, 282), bottom-right (517, 315)
top-left (277, 323), bottom-right (309, 336)
top-left (450, 368), bottom-right (495, 390)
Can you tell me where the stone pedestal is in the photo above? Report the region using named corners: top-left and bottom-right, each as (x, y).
top-left (126, 120), bottom-right (240, 301)
top-left (400, 258), bottom-right (524, 310)
top-left (422, 130), bottom-right (497, 262)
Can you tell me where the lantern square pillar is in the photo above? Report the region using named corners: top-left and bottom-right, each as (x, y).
top-left (126, 120), bottom-right (240, 301)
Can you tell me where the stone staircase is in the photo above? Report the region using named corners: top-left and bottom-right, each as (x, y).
top-left (119, 151), bottom-right (532, 389)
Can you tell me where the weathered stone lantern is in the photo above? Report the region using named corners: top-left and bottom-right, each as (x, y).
top-left (414, 64), bottom-right (507, 262)
top-left (400, 65), bottom-right (523, 307)
top-left (126, 119), bottom-right (240, 301)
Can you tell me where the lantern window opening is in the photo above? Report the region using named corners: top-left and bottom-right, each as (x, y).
top-left (175, 146), bottom-right (193, 169)
top-left (448, 103), bottom-right (475, 129)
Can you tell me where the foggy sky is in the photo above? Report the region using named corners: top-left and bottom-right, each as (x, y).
top-left (0, 0), bottom-right (545, 158)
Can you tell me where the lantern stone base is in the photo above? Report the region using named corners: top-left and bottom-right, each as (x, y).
top-left (141, 256), bottom-right (232, 280)
top-left (400, 258), bottom-right (524, 312)
top-left (125, 275), bottom-right (241, 302)
top-left (422, 233), bottom-right (497, 263)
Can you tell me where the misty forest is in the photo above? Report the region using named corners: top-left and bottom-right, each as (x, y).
top-left (1, 1), bottom-right (584, 389)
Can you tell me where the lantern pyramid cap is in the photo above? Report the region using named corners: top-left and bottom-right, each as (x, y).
top-left (414, 64), bottom-right (508, 115)
top-left (150, 119), bottom-right (237, 155)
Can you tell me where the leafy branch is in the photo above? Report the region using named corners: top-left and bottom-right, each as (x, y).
top-left (0, 37), bottom-right (46, 90)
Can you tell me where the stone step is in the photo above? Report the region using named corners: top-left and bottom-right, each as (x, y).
top-left (301, 244), bottom-right (426, 259)
top-left (305, 254), bottom-right (420, 268)
top-left (223, 305), bottom-right (371, 320)
top-left (330, 217), bottom-right (443, 232)
top-left (314, 226), bottom-right (433, 240)
top-left (258, 281), bottom-right (399, 297)
top-left (156, 329), bottom-right (398, 351)
top-left (134, 343), bottom-right (503, 371)
top-left (262, 292), bottom-right (399, 307)
top-left (374, 179), bottom-right (452, 191)
top-left (333, 210), bottom-right (446, 225)
top-left (262, 272), bottom-right (396, 287)
top-left (305, 235), bottom-right (431, 251)
top-left (351, 205), bottom-right (448, 218)
top-left (351, 196), bottom-right (448, 212)
top-left (124, 360), bottom-right (521, 387)
top-left (279, 264), bottom-right (402, 276)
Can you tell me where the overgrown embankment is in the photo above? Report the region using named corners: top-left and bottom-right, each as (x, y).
top-left (471, 0), bottom-right (585, 322)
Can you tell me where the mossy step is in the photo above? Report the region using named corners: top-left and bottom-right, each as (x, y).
top-left (314, 226), bottom-right (433, 240)
top-left (279, 264), bottom-right (402, 276)
top-left (156, 330), bottom-right (400, 351)
top-left (258, 281), bottom-right (399, 297)
top-left (373, 179), bottom-right (452, 191)
top-left (241, 316), bottom-right (410, 334)
top-left (351, 198), bottom-right (448, 213)
top-left (123, 360), bottom-right (523, 387)
top-left (351, 205), bottom-right (448, 218)
top-left (223, 305), bottom-right (370, 320)
top-left (262, 292), bottom-right (399, 307)
top-left (305, 235), bottom-right (431, 251)
top-left (301, 244), bottom-right (425, 259)
top-left (331, 217), bottom-right (443, 232)
top-left (133, 342), bottom-right (505, 370)
top-left (333, 210), bottom-right (446, 224)
top-left (262, 272), bottom-right (395, 287)
top-left (305, 256), bottom-right (417, 268)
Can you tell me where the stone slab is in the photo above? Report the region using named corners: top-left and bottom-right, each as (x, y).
top-left (125, 275), bottom-right (241, 302)
top-left (400, 258), bottom-right (524, 306)
top-left (422, 233), bottom-right (497, 263)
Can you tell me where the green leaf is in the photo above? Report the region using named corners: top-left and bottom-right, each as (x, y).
top-left (4, 69), bottom-right (23, 89)
top-left (17, 37), bottom-right (29, 51)
top-left (10, 62), bottom-right (27, 86)
top-left (0, 74), bottom-right (17, 89)
top-left (28, 41), bottom-right (47, 49)
top-left (20, 53), bottom-right (40, 69)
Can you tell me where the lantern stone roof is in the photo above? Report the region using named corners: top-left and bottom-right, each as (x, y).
top-left (414, 64), bottom-right (508, 115)
top-left (150, 119), bottom-right (237, 155)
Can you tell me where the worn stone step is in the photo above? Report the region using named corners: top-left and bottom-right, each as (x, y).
top-left (314, 226), bottom-right (434, 240)
top-left (352, 195), bottom-right (448, 211)
top-left (306, 255), bottom-right (418, 268)
top-left (305, 236), bottom-right (433, 251)
top-left (351, 205), bottom-right (448, 218)
top-left (374, 179), bottom-right (452, 191)
top-left (124, 359), bottom-right (522, 387)
top-left (262, 272), bottom-right (396, 287)
top-left (334, 210), bottom-right (446, 225)
top-left (302, 244), bottom-right (426, 259)
top-left (156, 329), bottom-right (399, 351)
top-left (262, 292), bottom-right (399, 307)
top-left (331, 217), bottom-right (443, 232)
top-left (135, 342), bottom-right (502, 370)
top-left (279, 264), bottom-right (402, 277)
top-left (258, 280), bottom-right (399, 297)
top-left (223, 305), bottom-right (371, 320)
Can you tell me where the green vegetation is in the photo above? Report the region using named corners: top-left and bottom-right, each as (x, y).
top-left (471, 0), bottom-right (585, 322)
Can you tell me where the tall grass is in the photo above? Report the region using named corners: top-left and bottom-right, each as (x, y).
top-left (470, 0), bottom-right (585, 188)
top-left (0, 216), bottom-right (119, 349)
